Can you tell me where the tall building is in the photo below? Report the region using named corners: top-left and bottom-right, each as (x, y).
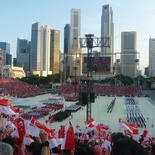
top-left (64, 24), bottom-right (70, 75)
top-left (30, 22), bottom-right (52, 76)
top-left (0, 42), bottom-right (12, 65)
top-left (13, 58), bottom-right (17, 66)
top-left (101, 4), bottom-right (114, 72)
top-left (0, 49), bottom-right (6, 77)
top-left (64, 24), bottom-right (70, 54)
top-left (69, 9), bottom-right (82, 76)
top-left (149, 38), bottom-right (155, 77)
top-left (0, 42), bottom-right (10, 54)
top-left (50, 30), bottom-right (60, 75)
top-left (16, 38), bottom-right (30, 76)
top-left (121, 31), bottom-right (138, 78)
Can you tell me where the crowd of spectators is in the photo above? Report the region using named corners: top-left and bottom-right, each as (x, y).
top-left (0, 78), bottom-right (45, 98)
top-left (58, 84), bottom-right (142, 99)
top-left (0, 126), bottom-right (155, 155)
top-left (0, 78), bottom-right (142, 99)
top-left (0, 129), bottom-right (52, 155)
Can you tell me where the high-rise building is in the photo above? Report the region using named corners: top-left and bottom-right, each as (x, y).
top-left (101, 4), bottom-right (114, 72)
top-left (0, 42), bottom-right (10, 54)
top-left (0, 42), bottom-right (12, 65)
top-left (16, 38), bottom-right (30, 76)
top-left (149, 38), bottom-right (155, 77)
top-left (0, 49), bottom-right (6, 77)
top-left (69, 9), bottom-right (82, 76)
top-left (121, 31), bottom-right (138, 78)
top-left (13, 58), bottom-right (17, 66)
top-left (50, 30), bottom-right (60, 75)
top-left (30, 22), bottom-right (52, 76)
top-left (30, 22), bottom-right (42, 75)
top-left (41, 25), bottom-right (52, 76)
top-left (64, 24), bottom-right (70, 75)
top-left (64, 24), bottom-right (70, 54)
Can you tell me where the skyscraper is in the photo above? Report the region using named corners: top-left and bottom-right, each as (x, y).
top-left (69, 9), bottom-right (82, 76)
top-left (149, 37), bottom-right (155, 77)
top-left (0, 42), bottom-right (10, 54)
top-left (121, 31), bottom-right (138, 78)
top-left (101, 4), bottom-right (114, 72)
top-left (64, 24), bottom-right (70, 54)
top-left (0, 49), bottom-right (6, 77)
top-left (41, 25), bottom-right (52, 76)
top-left (0, 42), bottom-right (12, 66)
top-left (30, 22), bottom-right (52, 76)
top-left (64, 24), bottom-right (70, 76)
top-left (50, 30), bottom-right (60, 75)
top-left (101, 4), bottom-right (114, 55)
top-left (16, 38), bottom-right (30, 76)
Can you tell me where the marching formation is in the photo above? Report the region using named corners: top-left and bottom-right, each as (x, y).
top-left (126, 98), bottom-right (147, 128)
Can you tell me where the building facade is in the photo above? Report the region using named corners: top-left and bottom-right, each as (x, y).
top-left (16, 38), bottom-right (30, 76)
top-left (0, 42), bottom-right (12, 65)
top-left (64, 24), bottom-right (70, 76)
top-left (41, 25), bottom-right (52, 76)
top-left (0, 42), bottom-right (10, 53)
top-left (69, 9), bottom-right (82, 76)
top-left (101, 4), bottom-right (114, 72)
top-left (30, 22), bottom-right (52, 76)
top-left (149, 38), bottom-right (155, 77)
top-left (121, 31), bottom-right (138, 78)
top-left (64, 24), bottom-right (70, 55)
top-left (0, 49), bottom-right (6, 78)
top-left (50, 30), bottom-right (60, 75)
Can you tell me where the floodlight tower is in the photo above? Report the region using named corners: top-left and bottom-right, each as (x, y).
top-left (80, 34), bottom-right (110, 120)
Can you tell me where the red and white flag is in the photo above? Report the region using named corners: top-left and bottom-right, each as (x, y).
top-left (119, 118), bottom-right (134, 134)
top-left (142, 129), bottom-right (150, 141)
top-left (55, 125), bottom-right (66, 145)
top-left (23, 134), bottom-right (34, 146)
top-left (61, 121), bottom-right (74, 150)
top-left (48, 133), bottom-right (58, 149)
top-left (95, 124), bottom-right (103, 135)
top-left (98, 123), bottom-right (110, 132)
top-left (84, 118), bottom-right (95, 127)
top-left (7, 115), bottom-right (15, 122)
top-left (26, 123), bottom-right (40, 137)
top-left (45, 117), bottom-right (54, 127)
top-left (75, 125), bottom-right (81, 133)
top-left (84, 123), bottom-right (95, 133)
top-left (101, 133), bottom-right (112, 150)
top-left (0, 99), bottom-right (19, 115)
top-left (30, 117), bottom-right (54, 134)
top-left (11, 129), bottom-right (19, 138)
top-left (5, 115), bottom-right (16, 130)
top-left (124, 128), bottom-right (139, 140)
top-left (13, 117), bottom-right (26, 141)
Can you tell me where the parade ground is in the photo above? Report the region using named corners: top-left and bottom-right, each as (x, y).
top-left (11, 93), bottom-right (155, 136)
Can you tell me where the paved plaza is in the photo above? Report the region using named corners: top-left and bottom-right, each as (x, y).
top-left (17, 94), bottom-right (155, 136)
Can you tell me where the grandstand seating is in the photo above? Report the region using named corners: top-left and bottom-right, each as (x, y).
top-left (0, 78), bottom-right (45, 97)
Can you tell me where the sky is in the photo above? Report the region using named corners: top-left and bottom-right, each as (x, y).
top-left (0, 0), bottom-right (155, 74)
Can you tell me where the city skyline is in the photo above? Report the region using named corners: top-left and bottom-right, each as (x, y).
top-left (0, 0), bottom-right (155, 74)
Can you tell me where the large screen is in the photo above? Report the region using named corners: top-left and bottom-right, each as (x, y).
top-left (83, 57), bottom-right (111, 73)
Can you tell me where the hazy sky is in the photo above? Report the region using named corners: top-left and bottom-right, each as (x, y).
top-left (1, 0), bottom-right (155, 74)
